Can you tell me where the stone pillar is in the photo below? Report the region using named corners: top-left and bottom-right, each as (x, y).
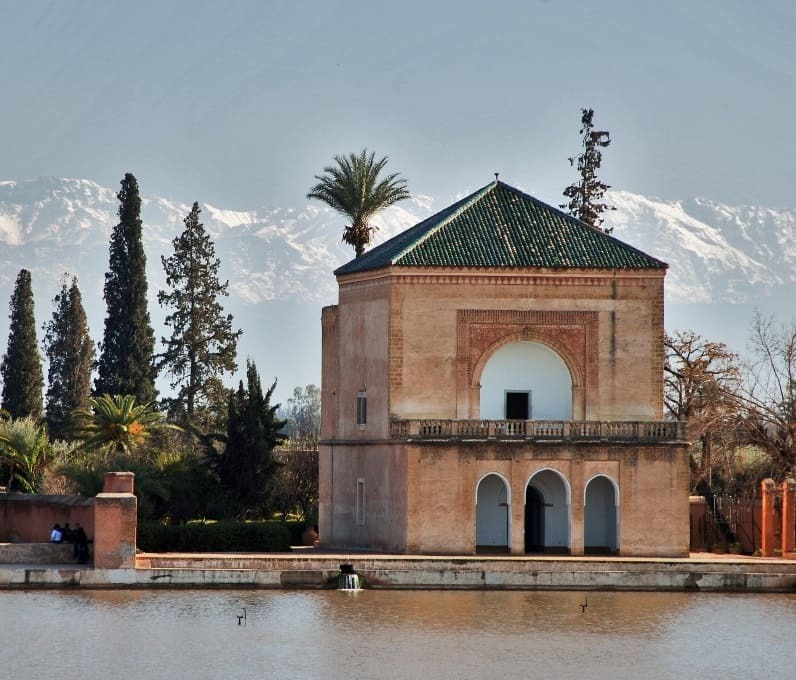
top-left (570, 456), bottom-right (584, 556)
top-left (760, 478), bottom-right (776, 558)
top-left (103, 471), bottom-right (135, 494)
top-left (782, 478), bottom-right (796, 556)
top-left (572, 386), bottom-right (585, 420)
top-left (93, 472), bottom-right (137, 569)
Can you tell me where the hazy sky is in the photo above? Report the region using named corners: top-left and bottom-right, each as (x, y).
top-left (1, 0), bottom-right (795, 210)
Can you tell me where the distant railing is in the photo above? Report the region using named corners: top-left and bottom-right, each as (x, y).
top-left (389, 419), bottom-right (687, 442)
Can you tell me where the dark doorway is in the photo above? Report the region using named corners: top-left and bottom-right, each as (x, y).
top-left (524, 485), bottom-right (545, 552)
top-left (505, 391), bottom-right (530, 419)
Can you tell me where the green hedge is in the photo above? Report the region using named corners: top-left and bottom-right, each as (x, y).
top-left (137, 521), bottom-right (292, 553)
top-left (284, 520), bottom-right (306, 546)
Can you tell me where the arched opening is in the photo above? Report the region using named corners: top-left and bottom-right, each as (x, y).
top-left (475, 473), bottom-right (510, 553)
top-left (525, 469), bottom-right (570, 554)
top-left (479, 341), bottom-right (572, 420)
top-left (584, 475), bottom-right (619, 554)
top-left (524, 486), bottom-right (544, 551)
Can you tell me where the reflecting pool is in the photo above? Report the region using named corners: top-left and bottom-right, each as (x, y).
top-left (4, 589), bottom-right (795, 679)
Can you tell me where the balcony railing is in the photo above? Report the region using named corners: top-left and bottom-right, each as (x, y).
top-left (389, 419), bottom-right (687, 442)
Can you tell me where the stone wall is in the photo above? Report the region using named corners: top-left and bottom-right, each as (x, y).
top-left (405, 440), bottom-right (690, 557)
top-left (379, 268), bottom-right (666, 423)
top-left (319, 441), bottom-right (408, 552)
top-left (0, 494), bottom-right (94, 543)
top-left (94, 472), bottom-right (137, 569)
top-left (0, 472), bottom-right (137, 569)
top-left (321, 439), bottom-right (690, 557)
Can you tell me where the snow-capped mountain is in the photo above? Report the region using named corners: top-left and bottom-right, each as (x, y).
top-left (0, 177), bottom-right (793, 397)
top-left (610, 191), bottom-right (794, 303)
top-left (0, 178), bottom-right (432, 307)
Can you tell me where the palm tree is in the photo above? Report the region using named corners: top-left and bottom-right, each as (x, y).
top-left (308, 149), bottom-right (410, 257)
top-left (0, 416), bottom-right (51, 492)
top-left (71, 394), bottom-right (178, 459)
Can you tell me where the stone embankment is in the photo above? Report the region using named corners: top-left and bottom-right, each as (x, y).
top-left (1, 547), bottom-right (795, 592)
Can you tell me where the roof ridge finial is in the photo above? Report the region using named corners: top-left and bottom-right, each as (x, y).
top-left (494, 172), bottom-right (499, 184)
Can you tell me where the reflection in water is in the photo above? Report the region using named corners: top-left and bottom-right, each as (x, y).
top-left (3, 589), bottom-right (795, 679)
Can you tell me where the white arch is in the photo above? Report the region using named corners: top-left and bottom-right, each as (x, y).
top-left (525, 468), bottom-right (571, 551)
top-left (583, 473), bottom-right (620, 506)
top-left (527, 467), bottom-right (572, 505)
top-left (583, 474), bottom-right (620, 553)
top-left (475, 472), bottom-right (512, 550)
top-left (480, 341), bottom-right (573, 420)
top-left (474, 471), bottom-right (512, 505)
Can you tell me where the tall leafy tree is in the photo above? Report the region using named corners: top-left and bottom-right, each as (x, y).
top-left (157, 202), bottom-right (242, 429)
top-left (0, 416), bottom-right (51, 492)
top-left (1, 269), bottom-right (44, 419)
top-left (307, 149), bottom-right (410, 257)
top-left (561, 108), bottom-right (616, 233)
top-left (72, 394), bottom-right (176, 460)
top-left (213, 360), bottom-right (285, 517)
top-left (42, 277), bottom-right (96, 439)
top-left (95, 173), bottom-right (157, 403)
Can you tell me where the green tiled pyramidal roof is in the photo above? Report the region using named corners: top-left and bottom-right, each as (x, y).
top-left (334, 180), bottom-right (667, 275)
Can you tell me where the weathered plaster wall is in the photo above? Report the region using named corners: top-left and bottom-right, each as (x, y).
top-left (382, 268), bottom-right (665, 421)
top-left (93, 472), bottom-right (137, 569)
top-left (94, 493), bottom-right (137, 569)
top-left (324, 276), bottom-right (392, 440)
top-left (321, 265), bottom-right (675, 556)
top-left (404, 441), bottom-right (690, 557)
top-left (318, 442), bottom-right (408, 552)
top-left (0, 495), bottom-right (94, 543)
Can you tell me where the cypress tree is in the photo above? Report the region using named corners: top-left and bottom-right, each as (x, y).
top-left (42, 277), bottom-right (96, 439)
top-left (214, 360), bottom-right (285, 517)
top-left (95, 173), bottom-right (157, 403)
top-left (561, 108), bottom-right (616, 234)
top-left (1, 269), bottom-right (44, 419)
top-left (157, 202), bottom-right (242, 429)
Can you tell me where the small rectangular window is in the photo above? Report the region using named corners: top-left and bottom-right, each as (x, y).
top-left (356, 478), bottom-right (365, 525)
top-left (357, 392), bottom-right (367, 426)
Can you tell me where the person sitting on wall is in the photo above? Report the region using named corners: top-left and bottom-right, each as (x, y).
top-left (73, 524), bottom-right (89, 564)
top-left (50, 524), bottom-right (63, 543)
top-left (62, 523), bottom-right (74, 543)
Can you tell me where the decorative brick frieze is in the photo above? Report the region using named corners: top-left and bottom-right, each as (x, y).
top-left (456, 309), bottom-right (598, 418)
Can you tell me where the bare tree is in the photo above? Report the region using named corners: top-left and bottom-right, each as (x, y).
top-left (736, 314), bottom-right (796, 481)
top-left (664, 330), bottom-right (741, 490)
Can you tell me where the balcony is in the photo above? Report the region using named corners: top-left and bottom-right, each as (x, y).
top-left (389, 419), bottom-right (687, 443)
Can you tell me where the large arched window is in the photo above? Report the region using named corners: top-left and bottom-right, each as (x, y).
top-left (480, 341), bottom-right (572, 420)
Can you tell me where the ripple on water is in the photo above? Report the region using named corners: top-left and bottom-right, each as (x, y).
top-left (3, 589), bottom-right (795, 680)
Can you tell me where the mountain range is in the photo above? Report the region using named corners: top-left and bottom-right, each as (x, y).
top-left (0, 177), bottom-right (793, 402)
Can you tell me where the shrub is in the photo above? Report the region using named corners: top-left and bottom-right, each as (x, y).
top-left (284, 520), bottom-right (306, 546)
top-left (137, 520), bottom-right (291, 553)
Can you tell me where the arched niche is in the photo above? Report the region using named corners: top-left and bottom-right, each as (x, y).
top-left (584, 474), bottom-right (619, 554)
top-left (478, 340), bottom-right (573, 420)
top-left (475, 473), bottom-right (511, 553)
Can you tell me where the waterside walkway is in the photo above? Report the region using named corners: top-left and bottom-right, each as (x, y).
top-left (2, 547), bottom-right (795, 592)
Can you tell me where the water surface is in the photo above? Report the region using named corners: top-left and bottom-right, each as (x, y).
top-left (4, 589), bottom-right (794, 679)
